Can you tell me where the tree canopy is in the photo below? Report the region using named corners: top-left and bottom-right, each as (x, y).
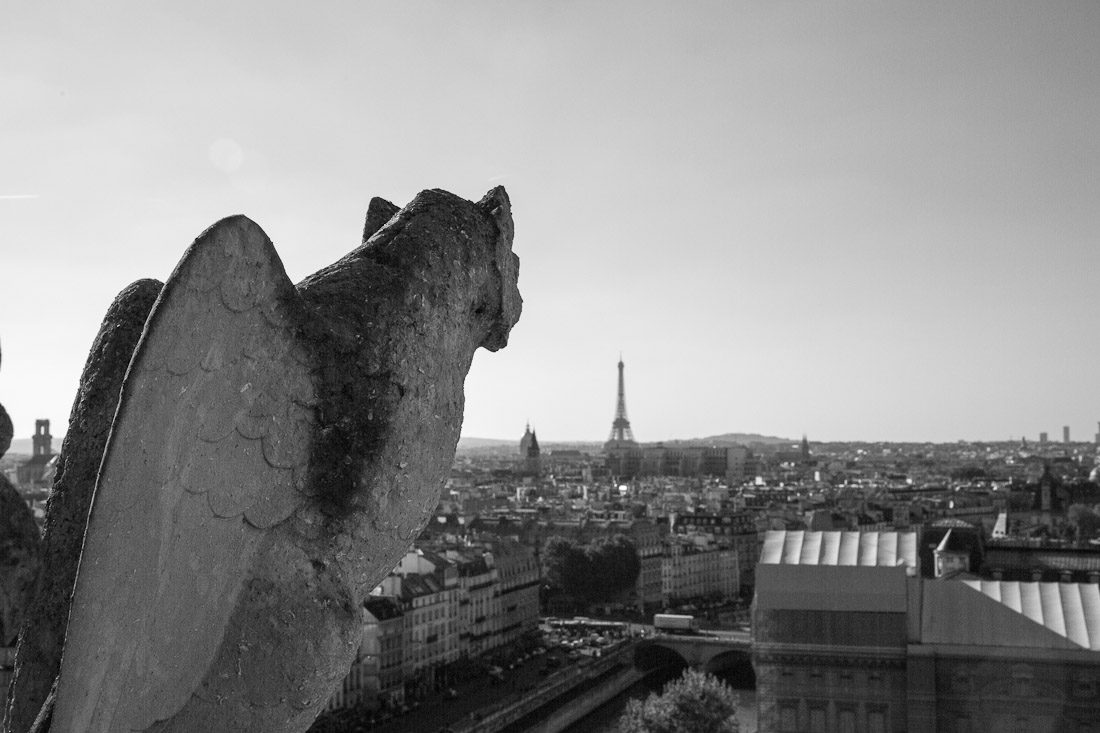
top-left (543, 536), bottom-right (589, 593)
top-left (542, 534), bottom-right (641, 603)
top-left (1067, 503), bottom-right (1100, 541)
top-left (618, 669), bottom-right (740, 733)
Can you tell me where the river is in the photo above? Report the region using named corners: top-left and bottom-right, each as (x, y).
top-left (562, 668), bottom-right (757, 733)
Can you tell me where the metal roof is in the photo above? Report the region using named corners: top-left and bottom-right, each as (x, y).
top-left (760, 530), bottom-right (919, 575)
top-left (961, 580), bottom-right (1100, 651)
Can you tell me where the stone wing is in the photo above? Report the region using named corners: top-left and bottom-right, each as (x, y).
top-left (51, 216), bottom-right (317, 733)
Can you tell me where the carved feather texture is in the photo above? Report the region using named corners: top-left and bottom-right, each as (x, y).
top-left (52, 217), bottom-right (317, 732)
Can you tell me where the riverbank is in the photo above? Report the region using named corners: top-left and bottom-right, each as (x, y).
top-left (449, 642), bottom-right (641, 733)
top-left (508, 665), bottom-right (648, 733)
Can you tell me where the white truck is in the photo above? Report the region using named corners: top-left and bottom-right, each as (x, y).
top-left (653, 613), bottom-right (699, 634)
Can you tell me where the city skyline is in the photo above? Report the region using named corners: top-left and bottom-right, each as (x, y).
top-left (3, 2), bottom-right (1100, 444)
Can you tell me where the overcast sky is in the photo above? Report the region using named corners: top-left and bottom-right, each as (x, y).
top-left (2, 2), bottom-right (1099, 445)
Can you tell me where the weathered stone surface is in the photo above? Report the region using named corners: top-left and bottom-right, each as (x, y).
top-left (0, 344), bottom-right (11, 459)
top-left (3, 279), bottom-right (162, 733)
top-left (0, 476), bottom-right (39, 648)
top-left (0, 342), bottom-right (42, 729)
top-left (44, 187), bottom-right (520, 733)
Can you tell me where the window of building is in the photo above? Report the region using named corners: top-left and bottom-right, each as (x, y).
top-left (838, 707), bottom-right (856, 733)
top-left (1073, 677), bottom-right (1098, 698)
top-left (809, 705), bottom-right (827, 732)
top-left (1009, 665), bottom-right (1037, 698)
top-left (778, 702), bottom-right (798, 732)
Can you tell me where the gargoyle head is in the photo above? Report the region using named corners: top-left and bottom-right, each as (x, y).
top-left (360, 186), bottom-right (522, 353)
top-left (476, 186), bottom-right (521, 351)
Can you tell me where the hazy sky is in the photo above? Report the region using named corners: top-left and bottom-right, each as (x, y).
top-left (2, 2), bottom-right (1099, 445)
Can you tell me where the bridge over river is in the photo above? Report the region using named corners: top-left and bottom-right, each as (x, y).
top-left (635, 630), bottom-right (755, 686)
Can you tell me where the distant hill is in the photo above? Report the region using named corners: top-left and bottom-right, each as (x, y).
top-left (456, 437), bottom-right (608, 457)
top-left (542, 442), bottom-right (604, 453)
top-left (659, 433), bottom-right (794, 447)
top-left (457, 436), bottom-right (514, 450)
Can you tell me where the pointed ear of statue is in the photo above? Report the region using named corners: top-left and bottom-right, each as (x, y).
top-left (362, 197), bottom-right (399, 243)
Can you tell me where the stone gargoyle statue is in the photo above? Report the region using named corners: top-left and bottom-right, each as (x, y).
top-left (8, 187), bottom-right (520, 733)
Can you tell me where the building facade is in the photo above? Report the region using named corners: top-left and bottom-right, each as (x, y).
top-left (608, 444), bottom-right (754, 481)
top-left (447, 549), bottom-right (499, 656)
top-left (672, 510), bottom-right (759, 590)
top-left (661, 537), bottom-right (739, 607)
top-left (753, 530), bottom-right (1100, 733)
top-left (375, 551), bottom-right (462, 698)
top-left (487, 537), bottom-right (540, 647)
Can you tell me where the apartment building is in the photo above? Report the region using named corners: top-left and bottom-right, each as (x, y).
top-left (375, 551), bottom-right (461, 697)
top-left (485, 536), bottom-right (540, 646)
top-left (445, 549), bottom-right (500, 656)
top-left (661, 535), bottom-right (739, 606)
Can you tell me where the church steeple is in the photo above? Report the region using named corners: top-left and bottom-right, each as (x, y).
top-left (519, 421), bottom-right (533, 456)
top-left (518, 422), bottom-right (542, 476)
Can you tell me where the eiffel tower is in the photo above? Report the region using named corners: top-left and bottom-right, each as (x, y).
top-left (604, 355), bottom-right (638, 451)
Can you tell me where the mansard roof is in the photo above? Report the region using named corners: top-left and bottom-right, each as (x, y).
top-left (935, 528), bottom-right (971, 554)
top-left (364, 596), bottom-right (403, 621)
top-left (454, 554), bottom-right (491, 577)
top-left (759, 529), bottom-right (919, 574)
top-left (400, 573), bottom-right (442, 599)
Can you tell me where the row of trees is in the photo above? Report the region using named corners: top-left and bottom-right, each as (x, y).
top-left (542, 534), bottom-right (641, 603)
